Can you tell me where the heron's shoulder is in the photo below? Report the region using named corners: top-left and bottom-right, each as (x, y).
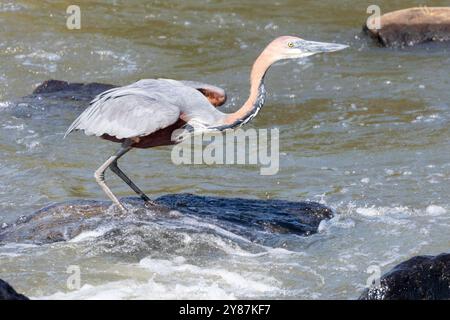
top-left (132, 78), bottom-right (190, 89)
top-left (90, 78), bottom-right (213, 111)
top-left (90, 79), bottom-right (180, 102)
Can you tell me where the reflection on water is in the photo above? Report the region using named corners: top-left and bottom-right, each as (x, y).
top-left (0, 0), bottom-right (450, 299)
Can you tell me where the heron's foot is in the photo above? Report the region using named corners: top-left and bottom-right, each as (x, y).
top-left (112, 199), bottom-right (128, 213)
top-left (117, 202), bottom-right (127, 213)
top-left (104, 201), bottom-right (128, 216)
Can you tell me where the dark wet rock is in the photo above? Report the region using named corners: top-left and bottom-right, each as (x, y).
top-left (364, 7), bottom-right (450, 47)
top-left (31, 79), bottom-right (115, 101)
top-left (158, 194), bottom-right (332, 235)
top-left (7, 79), bottom-right (116, 120)
top-left (0, 279), bottom-right (29, 300)
top-left (360, 253), bottom-right (450, 300)
top-left (0, 194), bottom-right (333, 245)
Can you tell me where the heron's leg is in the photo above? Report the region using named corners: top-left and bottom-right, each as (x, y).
top-left (109, 151), bottom-right (156, 206)
top-left (94, 148), bottom-right (127, 212)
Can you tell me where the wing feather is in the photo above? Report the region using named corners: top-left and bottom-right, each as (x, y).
top-left (65, 87), bottom-right (180, 139)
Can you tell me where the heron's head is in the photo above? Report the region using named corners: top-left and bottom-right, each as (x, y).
top-left (264, 36), bottom-right (348, 62)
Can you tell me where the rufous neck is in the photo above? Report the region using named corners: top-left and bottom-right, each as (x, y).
top-left (225, 50), bottom-right (274, 124)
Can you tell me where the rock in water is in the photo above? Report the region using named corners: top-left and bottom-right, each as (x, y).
top-left (360, 253), bottom-right (450, 300)
top-left (0, 279), bottom-right (29, 300)
top-left (0, 194), bottom-right (333, 245)
top-left (7, 79), bottom-right (116, 120)
top-left (31, 79), bottom-right (116, 101)
top-left (364, 7), bottom-right (450, 47)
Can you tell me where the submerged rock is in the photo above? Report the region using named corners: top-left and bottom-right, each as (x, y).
top-left (360, 253), bottom-right (450, 300)
top-left (0, 194), bottom-right (333, 245)
top-left (7, 79), bottom-right (116, 120)
top-left (31, 79), bottom-right (115, 101)
top-left (364, 7), bottom-right (450, 47)
top-left (0, 279), bottom-right (29, 300)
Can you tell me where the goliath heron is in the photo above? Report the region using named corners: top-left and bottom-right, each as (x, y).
top-left (65, 36), bottom-right (348, 211)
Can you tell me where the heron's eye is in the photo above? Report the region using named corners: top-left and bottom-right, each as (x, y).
top-left (287, 42), bottom-right (294, 48)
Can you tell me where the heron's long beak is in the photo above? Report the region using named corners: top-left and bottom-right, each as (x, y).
top-left (298, 40), bottom-right (349, 53)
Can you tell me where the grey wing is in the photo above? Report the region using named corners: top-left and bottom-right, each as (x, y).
top-left (64, 87), bottom-right (180, 139)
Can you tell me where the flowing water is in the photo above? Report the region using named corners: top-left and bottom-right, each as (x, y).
top-left (1, 0), bottom-right (450, 299)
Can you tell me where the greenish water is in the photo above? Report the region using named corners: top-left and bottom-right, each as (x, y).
top-left (0, 0), bottom-right (450, 299)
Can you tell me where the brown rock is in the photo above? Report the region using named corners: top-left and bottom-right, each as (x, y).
top-left (364, 7), bottom-right (450, 47)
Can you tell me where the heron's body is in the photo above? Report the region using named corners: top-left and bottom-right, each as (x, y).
top-left (65, 36), bottom-right (348, 211)
top-left (101, 119), bottom-right (185, 148)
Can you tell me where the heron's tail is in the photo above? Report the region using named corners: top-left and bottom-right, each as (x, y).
top-left (63, 114), bottom-right (83, 138)
top-left (63, 100), bottom-right (99, 138)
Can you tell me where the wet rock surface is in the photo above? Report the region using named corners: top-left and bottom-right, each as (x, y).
top-left (364, 7), bottom-right (450, 47)
top-left (0, 279), bottom-right (29, 300)
top-left (7, 79), bottom-right (115, 120)
top-left (31, 79), bottom-right (115, 101)
top-left (360, 253), bottom-right (450, 300)
top-left (0, 194), bottom-right (333, 245)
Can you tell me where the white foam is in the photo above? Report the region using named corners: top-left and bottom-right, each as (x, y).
top-left (0, 2), bottom-right (26, 12)
top-left (0, 101), bottom-right (12, 108)
top-left (0, 243), bottom-right (39, 257)
top-left (317, 214), bottom-right (355, 233)
top-left (356, 207), bottom-right (381, 217)
top-left (425, 205), bottom-right (447, 216)
top-left (355, 206), bottom-right (410, 217)
top-left (37, 256), bottom-right (282, 300)
top-left (1, 243), bottom-right (39, 249)
top-left (15, 51), bottom-right (61, 62)
top-left (171, 215), bottom-right (254, 244)
top-left (69, 225), bottom-right (113, 243)
top-left (3, 124), bottom-right (24, 130)
top-left (37, 279), bottom-right (236, 300)
top-left (138, 256), bottom-right (280, 293)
